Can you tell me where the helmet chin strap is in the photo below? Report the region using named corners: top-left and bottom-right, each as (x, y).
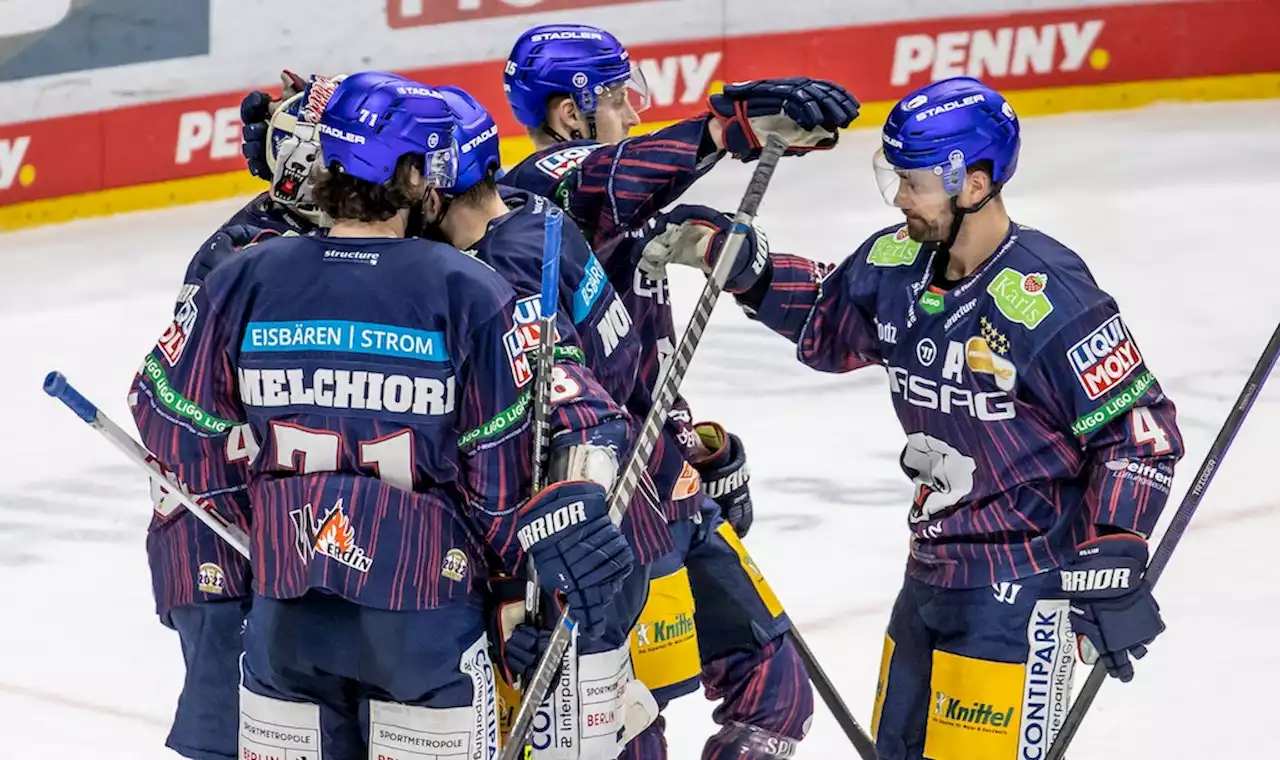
top-left (542, 105), bottom-right (598, 143)
top-left (406, 185), bottom-right (452, 242)
top-left (940, 184), bottom-right (1002, 252)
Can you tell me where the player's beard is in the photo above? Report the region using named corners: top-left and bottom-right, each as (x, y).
top-left (904, 209), bottom-right (951, 243)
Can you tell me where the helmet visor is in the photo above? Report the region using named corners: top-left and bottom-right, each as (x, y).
top-left (582, 62), bottom-right (650, 117)
top-left (873, 148), bottom-right (968, 208)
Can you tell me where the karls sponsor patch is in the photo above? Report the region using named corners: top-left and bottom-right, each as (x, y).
top-left (1067, 314), bottom-right (1142, 400)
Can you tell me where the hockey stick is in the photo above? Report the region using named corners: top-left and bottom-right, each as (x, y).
top-left (1045, 320), bottom-right (1280, 760)
top-left (791, 626), bottom-right (879, 758)
top-left (524, 207), bottom-right (565, 625)
top-left (42, 371), bottom-right (252, 559)
top-left (499, 134), bottom-right (790, 760)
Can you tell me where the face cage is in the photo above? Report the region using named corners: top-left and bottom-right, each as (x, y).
top-left (872, 148), bottom-right (969, 208)
top-left (572, 62), bottom-right (650, 118)
top-left (269, 134), bottom-right (325, 225)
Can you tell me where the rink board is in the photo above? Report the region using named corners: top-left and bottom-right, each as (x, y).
top-left (0, 0), bottom-right (1277, 230)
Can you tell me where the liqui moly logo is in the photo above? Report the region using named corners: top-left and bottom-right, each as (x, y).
top-left (1067, 314), bottom-right (1142, 400)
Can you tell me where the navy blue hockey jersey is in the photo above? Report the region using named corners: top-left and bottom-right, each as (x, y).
top-left (748, 222), bottom-right (1184, 588)
top-left (131, 231), bottom-right (629, 610)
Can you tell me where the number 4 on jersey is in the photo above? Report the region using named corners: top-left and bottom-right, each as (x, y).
top-left (1132, 407), bottom-right (1172, 455)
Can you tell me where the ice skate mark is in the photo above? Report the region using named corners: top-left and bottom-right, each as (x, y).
top-left (765, 474), bottom-right (910, 509)
top-left (0, 680), bottom-right (168, 727)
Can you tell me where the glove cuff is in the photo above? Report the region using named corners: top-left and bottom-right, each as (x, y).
top-left (690, 421), bottom-right (730, 468)
top-left (1061, 534), bottom-right (1149, 599)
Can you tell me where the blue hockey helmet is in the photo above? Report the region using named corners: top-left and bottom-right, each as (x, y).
top-left (318, 71), bottom-right (459, 188)
top-left (874, 77), bottom-right (1019, 208)
top-left (503, 24), bottom-right (650, 129)
top-left (436, 85), bottom-right (501, 197)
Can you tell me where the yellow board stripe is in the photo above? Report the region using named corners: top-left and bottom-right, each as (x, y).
top-left (3, 72), bottom-right (1279, 234)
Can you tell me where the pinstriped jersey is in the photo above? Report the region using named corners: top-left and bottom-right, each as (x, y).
top-left (130, 232), bottom-right (629, 610)
top-left (145, 193), bottom-right (305, 618)
top-left (748, 221), bottom-right (1184, 588)
top-left (501, 116), bottom-right (723, 526)
top-left (476, 187), bottom-right (673, 563)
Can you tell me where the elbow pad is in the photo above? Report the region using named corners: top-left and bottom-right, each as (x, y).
top-left (549, 419), bottom-right (627, 488)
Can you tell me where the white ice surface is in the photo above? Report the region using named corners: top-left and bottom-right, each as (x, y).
top-left (2, 100), bottom-right (1279, 758)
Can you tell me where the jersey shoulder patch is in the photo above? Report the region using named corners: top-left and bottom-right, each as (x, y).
top-left (534, 144), bottom-right (602, 180)
top-left (984, 267), bottom-right (1054, 330)
top-left (866, 225), bottom-right (922, 267)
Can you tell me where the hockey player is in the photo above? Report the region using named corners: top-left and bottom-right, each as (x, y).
top-left (131, 72), bottom-right (637, 758)
top-left (639, 76), bottom-right (1183, 760)
top-left (265, 80), bottom-right (667, 757)
top-left (235, 34), bottom-right (857, 755)
top-left (143, 89), bottom-right (327, 760)
top-left (497, 25), bottom-right (856, 760)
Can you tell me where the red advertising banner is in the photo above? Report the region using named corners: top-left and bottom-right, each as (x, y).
top-left (1, 0), bottom-right (1276, 208)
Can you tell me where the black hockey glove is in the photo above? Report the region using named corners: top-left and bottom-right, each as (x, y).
top-left (709, 77), bottom-right (859, 161)
top-left (240, 70), bottom-right (308, 180)
top-left (1060, 534), bottom-right (1165, 682)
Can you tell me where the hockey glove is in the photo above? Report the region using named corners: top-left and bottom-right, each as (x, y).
top-left (1060, 534), bottom-right (1165, 682)
top-left (709, 78), bottom-right (859, 161)
top-left (517, 481), bottom-right (635, 640)
top-left (240, 70), bottom-right (308, 180)
top-left (638, 205), bottom-right (770, 293)
top-left (503, 622), bottom-right (554, 684)
top-left (689, 422), bottom-right (754, 537)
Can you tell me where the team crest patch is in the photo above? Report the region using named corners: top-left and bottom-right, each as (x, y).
top-left (441, 548), bottom-right (468, 582)
top-left (198, 562), bottom-right (225, 594)
top-left (965, 318), bottom-right (1016, 390)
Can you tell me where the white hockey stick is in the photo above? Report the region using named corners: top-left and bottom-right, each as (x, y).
top-left (499, 134), bottom-right (790, 760)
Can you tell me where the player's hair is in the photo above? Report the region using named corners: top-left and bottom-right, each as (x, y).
top-left (312, 154), bottom-right (426, 222)
top-left (451, 168), bottom-right (500, 211)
